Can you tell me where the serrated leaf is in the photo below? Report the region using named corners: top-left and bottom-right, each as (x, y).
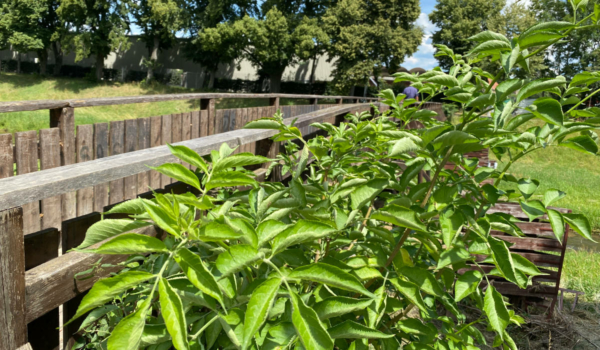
top-left (174, 248), bottom-right (225, 309)
top-left (76, 219), bottom-right (152, 249)
top-left (440, 209), bottom-right (464, 248)
top-left (544, 189), bottom-right (566, 207)
top-left (216, 245), bottom-right (261, 277)
top-left (158, 278), bottom-right (189, 350)
top-left (455, 270), bottom-right (483, 302)
top-left (468, 40), bottom-right (511, 55)
top-left (519, 32), bottom-right (563, 49)
top-left (432, 130), bottom-right (479, 149)
top-left (167, 144), bottom-right (208, 173)
top-left (489, 236), bottom-right (519, 286)
top-left (521, 21), bottom-right (574, 37)
top-left (107, 297), bottom-right (151, 350)
top-left (397, 319), bottom-right (437, 343)
top-left (528, 98), bottom-right (564, 126)
top-left (517, 78), bottom-right (566, 102)
top-left (564, 213), bottom-right (595, 241)
top-left (89, 233), bottom-right (168, 255)
top-left (328, 321), bottom-right (394, 339)
top-left (213, 153), bottom-right (270, 173)
top-left (371, 205), bottom-right (427, 232)
top-left (559, 135), bottom-right (598, 155)
top-left (519, 200), bottom-right (546, 221)
top-left (289, 263), bottom-right (375, 297)
top-left (104, 198), bottom-right (152, 215)
top-left (437, 247), bottom-right (471, 269)
top-left (389, 278), bottom-right (430, 315)
top-left (467, 93), bottom-right (496, 109)
top-left (143, 202), bottom-right (180, 237)
top-left (290, 178), bottom-right (307, 207)
top-left (350, 178), bottom-right (388, 210)
top-left (242, 278), bottom-right (282, 350)
top-left (206, 171), bottom-right (257, 190)
top-left (388, 138), bottom-right (419, 157)
top-left (484, 285), bottom-right (510, 340)
top-left (468, 31), bottom-right (510, 43)
top-left (426, 75), bottom-right (460, 87)
top-left (547, 209), bottom-right (565, 243)
top-left (151, 163), bottom-right (201, 190)
top-left (400, 266), bottom-right (445, 297)
top-left (313, 297), bottom-right (374, 320)
top-left (290, 291), bottom-right (334, 350)
top-left (198, 221), bottom-right (243, 241)
top-left (244, 119), bottom-right (282, 130)
top-left (257, 220), bottom-right (290, 246)
top-left (517, 179), bottom-right (539, 199)
top-left (496, 79), bottom-right (525, 101)
top-left (271, 220), bottom-right (336, 253)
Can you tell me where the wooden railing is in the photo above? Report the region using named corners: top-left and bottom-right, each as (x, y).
top-left (0, 92), bottom-right (380, 350)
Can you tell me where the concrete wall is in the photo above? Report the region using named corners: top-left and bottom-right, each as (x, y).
top-left (0, 36), bottom-right (336, 85)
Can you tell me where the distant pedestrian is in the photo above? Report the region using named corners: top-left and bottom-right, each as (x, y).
top-left (403, 82), bottom-right (419, 102)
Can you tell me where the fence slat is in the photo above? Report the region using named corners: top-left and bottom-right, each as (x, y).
top-left (109, 121), bottom-right (125, 204)
top-left (216, 109), bottom-right (225, 134)
top-left (181, 112), bottom-right (192, 167)
top-left (50, 107), bottom-right (76, 221)
top-left (15, 131), bottom-right (40, 234)
top-left (40, 128), bottom-right (62, 229)
top-left (0, 207), bottom-right (27, 349)
top-left (137, 118), bottom-right (151, 195)
top-left (93, 123), bottom-right (109, 212)
top-left (0, 134), bottom-right (12, 179)
top-left (191, 111), bottom-right (200, 139)
top-left (161, 115), bottom-right (173, 186)
top-left (150, 116), bottom-right (162, 189)
top-left (124, 119), bottom-right (138, 200)
top-left (76, 125), bottom-right (94, 216)
top-left (200, 110), bottom-right (209, 137)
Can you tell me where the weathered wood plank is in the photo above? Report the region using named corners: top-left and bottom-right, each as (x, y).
top-left (161, 115), bottom-right (173, 186)
top-left (39, 128), bottom-right (62, 230)
top-left (201, 98), bottom-right (216, 136)
top-left (0, 104), bottom-right (373, 210)
top-left (50, 107), bottom-right (76, 221)
top-left (172, 113), bottom-right (183, 144)
top-left (109, 121), bottom-right (125, 204)
top-left (137, 118), bottom-right (151, 194)
top-left (123, 119), bottom-right (138, 200)
top-left (0, 207), bottom-right (27, 349)
top-left (215, 109), bottom-right (225, 134)
top-left (76, 125), bottom-right (95, 216)
top-left (191, 111), bottom-right (200, 139)
top-left (181, 112), bottom-right (192, 167)
top-left (149, 116), bottom-right (162, 189)
top-left (15, 130), bottom-right (41, 234)
top-left (199, 110), bottom-right (208, 137)
top-left (0, 134), bottom-right (12, 179)
top-left (93, 123), bottom-right (109, 212)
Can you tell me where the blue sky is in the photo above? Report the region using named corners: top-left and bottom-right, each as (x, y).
top-left (402, 0), bottom-right (440, 71)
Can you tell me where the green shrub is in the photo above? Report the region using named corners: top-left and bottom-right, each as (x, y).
top-left (442, 103), bottom-right (459, 119)
top-left (70, 2), bottom-right (600, 349)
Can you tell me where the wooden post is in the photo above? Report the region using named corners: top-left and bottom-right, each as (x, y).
top-left (270, 97), bottom-right (280, 110)
top-left (353, 98), bottom-right (359, 104)
top-left (335, 98), bottom-right (343, 105)
top-left (260, 98), bottom-right (282, 181)
top-left (0, 207), bottom-right (27, 349)
top-left (200, 98), bottom-right (216, 136)
top-left (50, 107), bottom-right (76, 221)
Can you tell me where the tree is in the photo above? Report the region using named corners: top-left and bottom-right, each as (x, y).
top-left (57, 0), bottom-right (132, 81)
top-left (131, 0), bottom-right (187, 82)
top-left (323, 0), bottom-right (423, 94)
top-left (0, 0), bottom-right (44, 74)
top-left (429, 0), bottom-right (505, 71)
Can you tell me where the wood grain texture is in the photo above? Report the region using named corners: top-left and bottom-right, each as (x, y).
top-left (15, 130), bottom-right (41, 234)
top-left (93, 123), bottom-right (109, 212)
top-left (123, 119), bottom-right (138, 200)
top-left (199, 110), bottom-right (208, 137)
top-left (0, 134), bottom-right (12, 179)
top-left (0, 207), bottom-right (27, 349)
top-left (137, 118), bottom-right (151, 195)
top-left (0, 104), bottom-right (374, 210)
top-left (181, 112), bottom-right (192, 167)
top-left (149, 116), bottom-right (162, 189)
top-left (76, 125), bottom-right (94, 216)
top-left (39, 128), bottom-right (62, 230)
top-left (109, 121), bottom-right (125, 204)
top-left (215, 109), bottom-right (225, 134)
top-left (191, 111), bottom-right (200, 139)
top-left (50, 107), bottom-right (76, 221)
top-left (161, 115), bottom-right (173, 186)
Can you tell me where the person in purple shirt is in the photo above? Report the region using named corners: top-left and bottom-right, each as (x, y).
top-left (403, 82), bottom-right (419, 101)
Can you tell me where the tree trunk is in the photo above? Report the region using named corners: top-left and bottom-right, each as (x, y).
top-left (207, 70), bottom-right (215, 89)
top-left (309, 54), bottom-right (318, 84)
top-left (269, 70), bottom-right (284, 93)
top-left (95, 53), bottom-right (104, 81)
top-left (17, 52), bottom-right (21, 74)
top-left (52, 41), bottom-right (63, 76)
top-left (38, 49), bottom-right (48, 75)
top-left (147, 35), bottom-right (159, 81)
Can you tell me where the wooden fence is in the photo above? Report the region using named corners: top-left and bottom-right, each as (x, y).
top-left (0, 92), bottom-right (386, 350)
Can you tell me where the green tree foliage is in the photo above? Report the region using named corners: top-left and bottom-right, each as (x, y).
top-left (0, 0), bottom-right (45, 73)
top-left (57, 0), bottom-right (132, 80)
top-left (323, 0), bottom-right (423, 94)
top-left (131, 0), bottom-right (187, 81)
top-left (70, 3), bottom-right (600, 348)
top-left (429, 0), bottom-right (506, 71)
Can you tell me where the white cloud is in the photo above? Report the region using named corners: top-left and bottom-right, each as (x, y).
top-left (416, 12), bottom-right (437, 35)
top-left (402, 13), bottom-right (439, 70)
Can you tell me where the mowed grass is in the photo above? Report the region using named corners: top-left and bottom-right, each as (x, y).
top-left (563, 248), bottom-right (600, 301)
top-left (0, 73), bottom-right (292, 134)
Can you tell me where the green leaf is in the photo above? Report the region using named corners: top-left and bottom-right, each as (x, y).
top-left (388, 138), bottom-right (419, 157)
top-left (350, 178), bottom-right (388, 210)
top-left (467, 93), bottom-right (496, 110)
top-left (257, 220), bottom-right (290, 246)
top-left (547, 209), bottom-right (565, 243)
top-left (399, 159), bottom-right (426, 191)
top-left (440, 209), bottom-right (464, 248)
top-left (76, 219), bottom-right (152, 249)
top-left (432, 130), bottom-right (479, 149)
top-left (468, 40), bottom-right (511, 55)
top-left (158, 278), bottom-right (189, 350)
top-left (437, 247), bottom-right (470, 269)
top-left (151, 163), bottom-right (201, 190)
top-left (271, 220), bottom-right (336, 254)
top-left (484, 285), bottom-right (510, 339)
top-left (244, 118), bottom-right (282, 130)
top-left (564, 213), bottom-right (595, 241)
top-left (517, 179), bottom-right (539, 199)
top-left (517, 78), bottom-right (566, 102)
top-left (519, 32), bottom-right (563, 49)
top-left (400, 266), bottom-right (445, 297)
top-left (426, 74), bottom-right (460, 87)
top-left (544, 189), bottom-right (566, 207)
top-left (206, 171), bottom-right (257, 190)
top-left (519, 200), bottom-right (547, 221)
top-left (174, 248), bottom-right (225, 309)
top-left (89, 233), bottom-right (169, 255)
top-left (107, 297), bottom-right (151, 350)
top-left (213, 153), bottom-right (271, 173)
top-left (167, 144), bottom-right (208, 173)
top-left (559, 135), bottom-right (598, 155)
top-left (290, 291), bottom-right (334, 350)
top-left (496, 79), bottom-right (525, 101)
top-left (371, 205), bottom-right (427, 232)
top-left (328, 321), bottom-right (394, 339)
top-left (397, 319), bottom-right (437, 343)
top-left (68, 271), bottom-right (154, 324)
top-left (79, 305), bottom-right (119, 331)
top-left (455, 270), bottom-right (483, 302)
top-left (198, 221), bottom-right (243, 241)
top-left (242, 278), bottom-right (282, 350)
top-left (289, 263), bottom-right (375, 297)
top-left (290, 178), bottom-right (307, 207)
top-left (528, 98), bottom-right (564, 126)
top-left (521, 21), bottom-right (574, 37)
top-left (313, 297), bottom-right (374, 320)
top-left (488, 237), bottom-right (519, 286)
top-left (468, 31), bottom-right (509, 43)
top-left (143, 202), bottom-right (180, 237)
top-left (104, 198), bottom-right (152, 215)
top-left (216, 245), bottom-right (262, 277)
top-left (511, 254), bottom-right (545, 276)
top-left (389, 278), bottom-right (430, 315)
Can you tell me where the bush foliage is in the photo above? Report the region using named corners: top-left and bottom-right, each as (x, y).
top-left (70, 2), bottom-right (600, 349)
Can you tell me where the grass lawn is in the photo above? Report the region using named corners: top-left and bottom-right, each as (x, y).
top-left (0, 73), bottom-right (332, 134)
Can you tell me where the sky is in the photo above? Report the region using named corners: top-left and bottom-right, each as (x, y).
top-left (403, 0), bottom-right (439, 71)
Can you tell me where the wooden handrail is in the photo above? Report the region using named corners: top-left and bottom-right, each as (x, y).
top-left (0, 103), bottom-right (373, 211)
top-left (0, 93), bottom-right (378, 113)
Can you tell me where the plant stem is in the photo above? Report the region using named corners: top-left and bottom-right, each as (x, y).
top-left (189, 314), bottom-right (219, 340)
top-left (566, 87), bottom-right (600, 114)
